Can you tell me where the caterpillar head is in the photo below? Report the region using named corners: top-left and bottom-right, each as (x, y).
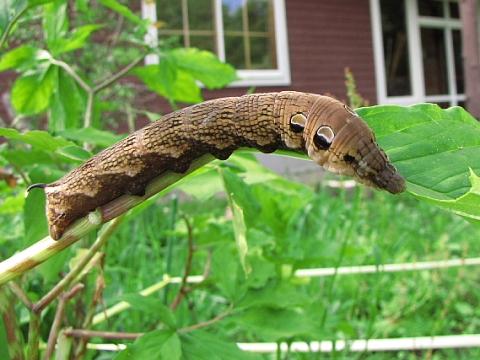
top-left (290, 96), bottom-right (405, 194)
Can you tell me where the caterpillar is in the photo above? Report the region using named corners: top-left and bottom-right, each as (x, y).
top-left (29, 91), bottom-right (405, 240)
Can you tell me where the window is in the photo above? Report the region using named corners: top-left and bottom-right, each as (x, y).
top-left (370, 0), bottom-right (464, 106)
top-left (379, 0), bottom-right (412, 96)
top-left (142, 0), bottom-right (291, 87)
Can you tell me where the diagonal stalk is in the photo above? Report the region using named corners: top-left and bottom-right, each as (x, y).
top-left (0, 156), bottom-right (214, 286)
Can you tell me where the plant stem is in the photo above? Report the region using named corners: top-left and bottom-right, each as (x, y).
top-left (84, 91), bottom-right (95, 129)
top-left (73, 269), bottom-right (107, 360)
top-left (178, 306), bottom-right (233, 333)
top-left (43, 284), bottom-right (85, 360)
top-left (0, 287), bottom-right (25, 360)
top-left (171, 216), bottom-right (195, 310)
top-left (163, 196), bottom-right (178, 304)
top-left (26, 313), bottom-right (41, 360)
top-left (34, 218), bottom-right (122, 313)
top-left (67, 307), bottom-right (233, 339)
top-left (64, 329), bottom-right (143, 340)
top-left (49, 59), bottom-right (91, 93)
top-left (91, 276), bottom-right (172, 325)
top-left (93, 55), bottom-right (145, 93)
top-left (0, 6), bottom-right (29, 49)
top-left (0, 155), bottom-right (215, 286)
top-left (8, 282), bottom-right (33, 310)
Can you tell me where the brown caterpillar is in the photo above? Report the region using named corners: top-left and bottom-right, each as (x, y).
top-left (29, 91), bottom-right (405, 240)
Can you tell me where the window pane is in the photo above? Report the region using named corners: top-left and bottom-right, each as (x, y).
top-left (157, 0), bottom-right (183, 29)
top-left (225, 35), bottom-right (246, 68)
top-left (380, 0), bottom-right (412, 96)
top-left (452, 30), bottom-right (464, 93)
top-left (250, 36), bottom-right (276, 69)
top-left (160, 34), bottom-right (185, 49)
top-left (247, 0), bottom-right (269, 32)
top-left (421, 28), bottom-right (448, 95)
top-left (190, 35), bottom-right (216, 53)
top-left (418, 0), bottom-right (445, 17)
top-left (449, 1), bottom-right (460, 18)
top-left (223, 0), bottom-right (276, 70)
top-left (223, 0), bottom-right (243, 31)
top-left (188, 0), bottom-right (214, 30)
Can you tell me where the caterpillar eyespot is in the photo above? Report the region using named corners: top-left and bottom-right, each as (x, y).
top-left (289, 113), bottom-right (307, 133)
top-left (34, 91), bottom-right (405, 240)
top-left (313, 126), bottom-right (335, 150)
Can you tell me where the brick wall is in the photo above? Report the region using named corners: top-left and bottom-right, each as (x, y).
top-left (0, 0), bottom-right (377, 126)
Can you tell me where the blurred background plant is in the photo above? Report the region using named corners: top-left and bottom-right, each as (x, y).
top-left (0, 1), bottom-right (480, 360)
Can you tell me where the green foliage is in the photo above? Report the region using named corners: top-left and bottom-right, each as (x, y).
top-left (358, 104), bottom-right (480, 224)
top-left (114, 329), bottom-right (181, 360)
top-left (98, 0), bottom-right (145, 26)
top-left (50, 68), bottom-right (85, 131)
top-left (11, 65), bottom-right (57, 114)
top-left (0, 45), bottom-right (40, 71)
top-left (180, 331), bottom-right (260, 360)
top-left (132, 49), bottom-right (236, 104)
top-left (0, 0), bottom-right (479, 359)
top-left (0, 127), bottom-right (72, 150)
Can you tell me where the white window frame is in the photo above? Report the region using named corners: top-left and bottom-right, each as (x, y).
top-left (141, 0), bottom-right (291, 87)
top-left (370, 0), bottom-right (465, 105)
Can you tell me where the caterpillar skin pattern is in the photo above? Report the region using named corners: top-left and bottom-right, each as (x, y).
top-left (39, 91), bottom-right (405, 240)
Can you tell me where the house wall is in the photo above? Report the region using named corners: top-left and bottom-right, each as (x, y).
top-left (0, 1), bottom-right (377, 124)
top-left (134, 0), bottom-right (378, 176)
top-left (136, 0), bottom-right (377, 112)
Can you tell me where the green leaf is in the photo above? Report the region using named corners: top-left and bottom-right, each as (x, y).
top-left (177, 166), bottom-right (223, 201)
top-left (219, 167), bottom-right (261, 226)
top-left (51, 24), bottom-right (103, 55)
top-left (170, 69), bottom-right (202, 103)
top-left (238, 280), bottom-right (311, 310)
top-left (358, 104), bottom-right (480, 224)
top-left (75, 0), bottom-right (88, 12)
top-left (170, 48), bottom-right (237, 89)
top-left (181, 331), bottom-right (260, 360)
top-left (0, 45), bottom-right (39, 71)
top-left (121, 294), bottom-right (177, 329)
top-left (49, 68), bottom-right (85, 132)
top-left (11, 65), bottom-right (57, 115)
top-left (98, 0), bottom-right (144, 25)
top-left (211, 244), bottom-right (247, 301)
top-left (1, 148), bottom-right (54, 167)
top-left (133, 49), bottom-right (235, 103)
top-left (0, 0), bottom-right (28, 40)
top-left (231, 307), bottom-right (319, 341)
top-left (58, 127), bottom-right (124, 147)
top-left (220, 168), bottom-right (254, 275)
top-left (413, 169), bottom-right (480, 224)
top-left (43, 0), bottom-right (68, 51)
top-left (132, 61), bottom-right (202, 104)
top-left (55, 145), bottom-right (91, 161)
top-left (114, 329), bottom-right (181, 360)
top-left (28, 0), bottom-right (55, 5)
top-left (0, 127), bottom-right (72, 151)
top-left (24, 182), bottom-right (48, 245)
top-left (54, 331), bottom-right (73, 360)
top-left (231, 199), bottom-right (250, 275)
top-left (0, 193), bottom-right (24, 214)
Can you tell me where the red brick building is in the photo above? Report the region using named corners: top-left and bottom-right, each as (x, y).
top-left (141, 0), bottom-right (465, 108)
top-left (133, 0), bottom-right (465, 174)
